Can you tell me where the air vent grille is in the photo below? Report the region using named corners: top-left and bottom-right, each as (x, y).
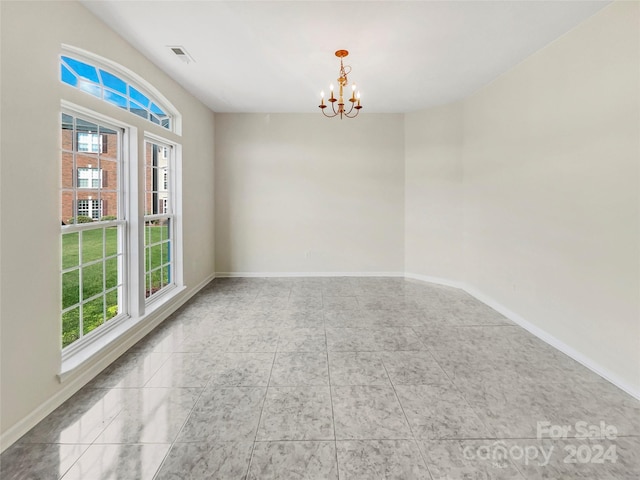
top-left (168, 46), bottom-right (194, 64)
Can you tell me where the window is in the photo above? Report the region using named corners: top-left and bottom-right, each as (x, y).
top-left (144, 140), bottom-right (174, 299)
top-left (61, 113), bottom-right (123, 348)
top-left (60, 54), bottom-right (176, 132)
top-left (77, 132), bottom-right (107, 153)
top-left (77, 168), bottom-right (102, 188)
top-left (60, 48), bottom-right (183, 359)
top-left (77, 199), bottom-right (102, 220)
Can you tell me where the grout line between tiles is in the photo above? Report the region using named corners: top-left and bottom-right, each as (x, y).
top-left (244, 348), bottom-right (277, 479)
top-left (380, 356), bottom-right (436, 480)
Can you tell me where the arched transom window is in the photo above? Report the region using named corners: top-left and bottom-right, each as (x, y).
top-left (61, 54), bottom-right (175, 131)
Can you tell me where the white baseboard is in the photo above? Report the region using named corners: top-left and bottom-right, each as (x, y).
top-left (215, 271), bottom-right (405, 278)
top-left (403, 272), bottom-right (465, 289)
top-left (0, 273), bottom-right (215, 454)
top-left (405, 272), bottom-right (640, 401)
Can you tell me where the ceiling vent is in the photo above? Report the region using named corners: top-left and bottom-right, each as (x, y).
top-left (168, 46), bottom-right (194, 64)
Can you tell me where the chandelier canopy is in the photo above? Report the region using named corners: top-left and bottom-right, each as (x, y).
top-left (319, 50), bottom-right (362, 119)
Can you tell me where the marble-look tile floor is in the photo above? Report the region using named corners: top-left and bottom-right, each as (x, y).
top-left (2, 277), bottom-right (640, 479)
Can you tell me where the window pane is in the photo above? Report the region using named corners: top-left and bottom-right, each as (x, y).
top-left (82, 228), bottom-right (103, 263)
top-left (150, 268), bottom-right (161, 296)
top-left (105, 258), bottom-right (118, 289)
top-left (104, 90), bottom-right (128, 110)
top-left (161, 219), bottom-right (170, 241)
top-left (83, 296), bottom-right (105, 335)
top-left (62, 308), bottom-right (80, 348)
top-left (149, 244), bottom-right (162, 270)
top-left (130, 101), bottom-right (148, 119)
top-left (99, 126), bottom-right (118, 158)
top-left (82, 262), bottom-right (104, 300)
top-left (61, 64), bottom-right (78, 87)
top-left (144, 224), bottom-right (152, 246)
top-left (129, 86), bottom-right (150, 108)
top-left (105, 227), bottom-right (118, 256)
top-left (62, 232), bottom-right (79, 269)
top-left (61, 191), bottom-right (75, 225)
top-left (62, 152), bottom-right (74, 189)
top-left (144, 165), bottom-right (153, 215)
top-left (99, 70), bottom-right (127, 95)
top-left (62, 270), bottom-right (80, 309)
top-left (150, 103), bottom-right (165, 116)
top-left (78, 80), bottom-right (101, 98)
top-left (61, 114), bottom-right (74, 149)
top-left (62, 56), bottom-right (100, 82)
top-left (106, 290), bottom-right (118, 321)
top-left (162, 263), bottom-right (169, 289)
top-left (100, 159), bottom-right (117, 187)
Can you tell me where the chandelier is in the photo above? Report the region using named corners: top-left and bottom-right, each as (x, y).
top-left (319, 50), bottom-right (362, 119)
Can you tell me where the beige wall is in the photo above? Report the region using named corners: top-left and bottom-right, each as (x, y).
top-left (405, 2), bottom-right (640, 393)
top-left (0, 1), bottom-right (215, 444)
top-left (404, 103), bottom-right (464, 281)
top-left (214, 113), bottom-right (405, 275)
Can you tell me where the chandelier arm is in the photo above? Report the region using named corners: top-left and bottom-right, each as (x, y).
top-left (343, 107), bottom-right (361, 118)
top-left (321, 107), bottom-right (338, 118)
top-left (344, 101), bottom-right (356, 116)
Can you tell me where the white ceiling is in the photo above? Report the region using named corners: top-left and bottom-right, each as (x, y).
top-left (81, 0), bottom-right (609, 113)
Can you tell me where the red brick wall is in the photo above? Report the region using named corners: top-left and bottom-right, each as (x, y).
top-left (61, 129), bottom-right (119, 223)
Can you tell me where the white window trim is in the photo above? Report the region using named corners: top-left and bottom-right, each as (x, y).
top-left (60, 101), bottom-right (184, 374)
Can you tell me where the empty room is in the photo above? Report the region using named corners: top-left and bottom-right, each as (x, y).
top-left (0, 0), bottom-right (638, 479)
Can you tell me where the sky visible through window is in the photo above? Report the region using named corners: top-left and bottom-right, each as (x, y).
top-left (61, 56), bottom-right (171, 129)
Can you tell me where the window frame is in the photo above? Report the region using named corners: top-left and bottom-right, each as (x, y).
top-left (60, 107), bottom-right (129, 355)
top-left (59, 47), bottom-right (184, 373)
top-left (60, 100), bottom-right (184, 367)
top-left (143, 134), bottom-right (182, 304)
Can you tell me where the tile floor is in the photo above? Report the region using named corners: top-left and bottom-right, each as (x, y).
top-left (2, 277), bottom-right (639, 479)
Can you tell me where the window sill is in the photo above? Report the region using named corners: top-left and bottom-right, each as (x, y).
top-left (58, 285), bottom-right (186, 382)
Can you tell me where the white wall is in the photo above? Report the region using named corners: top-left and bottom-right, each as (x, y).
top-left (0, 1), bottom-right (215, 446)
top-left (404, 103), bottom-right (464, 280)
top-left (405, 1), bottom-right (640, 394)
top-left (214, 113), bottom-right (405, 275)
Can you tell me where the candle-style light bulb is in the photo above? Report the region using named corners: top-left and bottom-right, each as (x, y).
top-left (320, 91), bottom-right (325, 106)
top-left (357, 91), bottom-right (361, 106)
top-left (329, 84), bottom-right (335, 101)
top-left (350, 84), bottom-right (356, 101)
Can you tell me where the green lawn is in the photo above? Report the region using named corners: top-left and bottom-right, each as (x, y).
top-left (62, 225), bottom-right (169, 347)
